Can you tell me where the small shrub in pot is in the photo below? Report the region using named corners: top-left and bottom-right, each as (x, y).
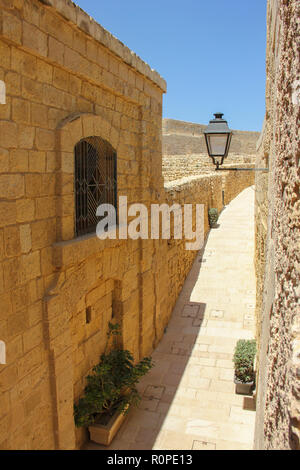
top-left (233, 339), bottom-right (256, 395)
top-left (74, 323), bottom-right (153, 443)
top-left (208, 208), bottom-right (219, 228)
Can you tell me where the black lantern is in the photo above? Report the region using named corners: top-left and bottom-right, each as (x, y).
top-left (204, 113), bottom-right (232, 169)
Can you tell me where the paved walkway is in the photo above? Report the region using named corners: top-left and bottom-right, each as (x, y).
top-left (86, 186), bottom-right (256, 450)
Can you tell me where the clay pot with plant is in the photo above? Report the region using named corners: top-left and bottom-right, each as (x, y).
top-left (208, 208), bottom-right (219, 228)
top-left (74, 322), bottom-right (154, 445)
top-left (233, 339), bottom-right (256, 395)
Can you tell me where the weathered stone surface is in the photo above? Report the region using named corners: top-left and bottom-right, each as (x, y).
top-left (254, 0), bottom-right (300, 451)
top-left (0, 174), bottom-right (24, 199)
top-left (162, 119), bottom-right (258, 182)
top-left (163, 119), bottom-right (259, 154)
top-left (0, 0), bottom-right (166, 451)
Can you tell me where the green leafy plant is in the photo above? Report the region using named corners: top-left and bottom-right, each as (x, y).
top-left (74, 323), bottom-right (153, 428)
top-left (208, 208), bottom-right (219, 227)
top-left (233, 339), bottom-right (256, 383)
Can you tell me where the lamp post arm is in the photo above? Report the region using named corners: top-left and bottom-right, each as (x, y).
top-left (215, 167), bottom-right (269, 172)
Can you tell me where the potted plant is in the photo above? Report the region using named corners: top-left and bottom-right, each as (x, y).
top-left (208, 208), bottom-right (219, 228)
top-left (233, 339), bottom-right (256, 395)
top-left (74, 323), bottom-right (153, 445)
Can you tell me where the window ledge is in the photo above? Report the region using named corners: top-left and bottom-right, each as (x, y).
top-left (53, 229), bottom-right (121, 268)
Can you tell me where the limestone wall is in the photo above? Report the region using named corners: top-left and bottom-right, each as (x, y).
top-left (0, 0), bottom-right (166, 450)
top-left (221, 168), bottom-right (255, 206)
top-left (162, 118), bottom-right (259, 156)
top-left (163, 168), bottom-right (255, 328)
top-left (254, 0), bottom-right (300, 450)
top-left (162, 118), bottom-right (258, 181)
top-left (163, 154), bottom-right (256, 182)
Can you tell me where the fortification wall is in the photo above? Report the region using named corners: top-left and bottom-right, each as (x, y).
top-left (162, 118), bottom-right (258, 181)
top-left (164, 168), bottom-right (255, 323)
top-left (163, 154), bottom-right (256, 182)
top-left (162, 118), bottom-right (260, 157)
top-left (254, 0), bottom-right (300, 450)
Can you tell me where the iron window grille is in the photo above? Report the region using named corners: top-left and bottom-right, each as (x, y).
top-left (74, 136), bottom-right (117, 237)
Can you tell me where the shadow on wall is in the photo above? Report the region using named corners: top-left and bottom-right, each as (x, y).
top-left (82, 184), bottom-right (257, 450)
top-left (84, 238), bottom-right (207, 450)
top-left (84, 222), bottom-right (255, 451)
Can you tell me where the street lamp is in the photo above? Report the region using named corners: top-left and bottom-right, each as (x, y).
top-left (204, 113), bottom-right (232, 169)
top-left (204, 112), bottom-right (268, 172)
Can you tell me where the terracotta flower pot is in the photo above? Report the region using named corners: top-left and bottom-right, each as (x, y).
top-left (88, 408), bottom-right (128, 446)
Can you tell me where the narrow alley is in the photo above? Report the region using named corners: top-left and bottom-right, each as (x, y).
top-left (87, 186), bottom-right (256, 450)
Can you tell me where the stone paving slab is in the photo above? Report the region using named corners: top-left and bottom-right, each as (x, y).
top-left (85, 187), bottom-right (256, 451)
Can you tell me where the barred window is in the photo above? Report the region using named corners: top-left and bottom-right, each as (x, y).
top-left (74, 136), bottom-right (117, 237)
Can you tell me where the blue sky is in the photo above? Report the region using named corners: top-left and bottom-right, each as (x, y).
top-left (75, 0), bottom-right (267, 132)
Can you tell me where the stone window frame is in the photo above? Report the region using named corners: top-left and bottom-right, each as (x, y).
top-left (57, 113), bottom-right (120, 242)
top-left (74, 136), bottom-right (118, 237)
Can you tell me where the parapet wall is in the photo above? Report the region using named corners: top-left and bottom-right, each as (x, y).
top-left (163, 154), bottom-right (256, 182)
top-left (162, 118), bottom-right (258, 182)
top-left (164, 168), bottom-right (255, 322)
top-left (162, 118), bottom-right (260, 156)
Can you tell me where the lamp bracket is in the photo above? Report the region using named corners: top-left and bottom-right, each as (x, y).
top-left (215, 166), bottom-right (269, 172)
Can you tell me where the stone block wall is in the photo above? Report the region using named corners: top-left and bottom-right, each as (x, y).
top-left (162, 153), bottom-right (256, 182)
top-left (162, 168), bottom-right (254, 339)
top-left (254, 0), bottom-right (300, 450)
top-left (164, 174), bottom-right (223, 312)
top-left (0, 0), bottom-right (166, 450)
top-left (162, 118), bottom-right (260, 156)
top-left (221, 167), bottom-right (255, 206)
top-left (162, 118), bottom-right (258, 182)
